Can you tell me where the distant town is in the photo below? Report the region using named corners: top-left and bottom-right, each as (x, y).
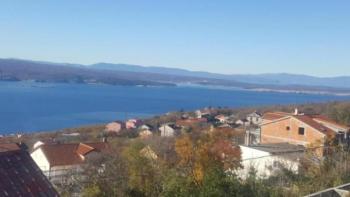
top-left (1, 101), bottom-right (350, 196)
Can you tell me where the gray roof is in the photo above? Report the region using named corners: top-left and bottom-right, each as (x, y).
top-left (242, 143), bottom-right (305, 154)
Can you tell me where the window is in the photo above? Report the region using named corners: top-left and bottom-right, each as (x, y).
top-left (286, 126), bottom-right (290, 131)
top-left (298, 127), bottom-right (305, 135)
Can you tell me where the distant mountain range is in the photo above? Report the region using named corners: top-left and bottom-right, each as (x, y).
top-left (91, 63), bottom-right (350, 89)
top-left (1, 58), bottom-right (350, 95)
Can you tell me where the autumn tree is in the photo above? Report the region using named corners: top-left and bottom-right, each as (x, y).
top-left (171, 130), bottom-right (241, 194)
top-left (123, 140), bottom-right (163, 197)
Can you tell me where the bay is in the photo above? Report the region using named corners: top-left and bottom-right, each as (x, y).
top-left (0, 81), bottom-right (349, 134)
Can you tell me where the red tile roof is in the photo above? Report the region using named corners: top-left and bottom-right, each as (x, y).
top-left (215, 115), bottom-right (226, 119)
top-left (0, 146), bottom-right (58, 196)
top-left (292, 115), bottom-right (336, 137)
top-left (262, 112), bottom-right (343, 137)
top-left (0, 143), bottom-right (21, 152)
top-left (76, 143), bottom-right (95, 156)
top-left (262, 112), bottom-right (292, 121)
top-left (39, 142), bottom-right (109, 167)
top-left (311, 115), bottom-right (349, 130)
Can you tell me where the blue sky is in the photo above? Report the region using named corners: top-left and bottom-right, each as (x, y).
top-left (0, 1), bottom-right (349, 77)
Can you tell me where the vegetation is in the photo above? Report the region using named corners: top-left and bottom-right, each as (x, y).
top-left (2, 101), bottom-right (350, 196)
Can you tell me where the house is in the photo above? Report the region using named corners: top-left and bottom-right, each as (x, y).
top-left (236, 118), bottom-right (250, 126)
top-left (33, 139), bottom-right (56, 150)
top-left (245, 127), bottom-right (262, 145)
top-left (215, 114), bottom-right (228, 123)
top-left (260, 110), bottom-right (350, 148)
top-left (126, 119), bottom-right (143, 130)
top-left (195, 108), bottom-right (216, 119)
top-left (261, 111), bottom-right (292, 124)
top-left (31, 142), bottom-right (109, 183)
top-left (138, 124), bottom-right (153, 139)
top-left (105, 121), bottom-right (124, 134)
top-left (246, 111), bottom-right (262, 125)
top-left (236, 143), bottom-right (305, 179)
top-left (226, 115), bottom-right (236, 124)
top-left (159, 123), bottom-right (180, 137)
top-left (0, 143), bottom-right (59, 196)
top-left (139, 124), bottom-right (152, 131)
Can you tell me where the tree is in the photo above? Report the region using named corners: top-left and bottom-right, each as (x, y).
top-left (172, 132), bottom-right (242, 192)
top-left (123, 140), bottom-right (163, 197)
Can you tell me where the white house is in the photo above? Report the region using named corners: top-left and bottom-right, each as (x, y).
top-left (139, 124), bottom-right (152, 131)
top-left (236, 143), bottom-right (305, 179)
top-left (215, 115), bottom-right (228, 123)
top-left (31, 142), bottom-right (108, 183)
top-left (159, 124), bottom-right (178, 137)
top-left (235, 119), bottom-right (250, 126)
top-left (33, 141), bottom-right (46, 150)
top-left (246, 112), bottom-right (263, 125)
top-left (138, 124), bottom-right (153, 138)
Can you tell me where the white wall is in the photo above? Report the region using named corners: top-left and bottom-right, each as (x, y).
top-left (236, 146), bottom-right (299, 179)
top-left (31, 148), bottom-right (50, 172)
top-left (33, 141), bottom-right (44, 150)
top-left (160, 125), bottom-right (174, 137)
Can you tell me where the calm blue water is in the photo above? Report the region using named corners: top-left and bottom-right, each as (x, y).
top-left (0, 81), bottom-right (349, 133)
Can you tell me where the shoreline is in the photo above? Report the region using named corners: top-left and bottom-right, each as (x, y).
top-left (2, 79), bottom-right (350, 96)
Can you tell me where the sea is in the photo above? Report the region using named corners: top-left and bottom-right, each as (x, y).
top-left (1, 81), bottom-right (349, 134)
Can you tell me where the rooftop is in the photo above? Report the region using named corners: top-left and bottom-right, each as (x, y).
top-left (262, 111), bottom-right (349, 136)
top-left (242, 143), bottom-right (305, 154)
top-left (37, 142), bottom-right (109, 167)
top-left (0, 145), bottom-right (58, 196)
top-left (0, 143), bottom-right (21, 152)
top-left (262, 112), bottom-right (292, 121)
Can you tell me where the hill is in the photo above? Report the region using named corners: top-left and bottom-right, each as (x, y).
top-left (91, 63), bottom-right (350, 89)
top-left (1, 58), bottom-right (350, 95)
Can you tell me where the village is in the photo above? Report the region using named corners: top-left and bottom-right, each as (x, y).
top-left (1, 103), bottom-right (350, 196)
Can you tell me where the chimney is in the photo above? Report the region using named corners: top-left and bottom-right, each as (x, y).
top-left (294, 108), bottom-right (299, 115)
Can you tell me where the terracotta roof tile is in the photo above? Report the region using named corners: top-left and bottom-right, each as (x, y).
top-left (0, 143), bottom-right (21, 152)
top-left (311, 115), bottom-right (349, 130)
top-left (293, 115), bottom-right (336, 136)
top-left (39, 142), bottom-right (108, 167)
top-left (263, 112), bottom-right (343, 137)
top-left (76, 143), bottom-right (95, 156)
top-left (263, 112), bottom-right (292, 121)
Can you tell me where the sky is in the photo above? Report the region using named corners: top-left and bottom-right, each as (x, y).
top-left (0, 1), bottom-right (349, 77)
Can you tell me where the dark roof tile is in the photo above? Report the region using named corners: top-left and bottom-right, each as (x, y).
top-left (0, 145), bottom-right (58, 196)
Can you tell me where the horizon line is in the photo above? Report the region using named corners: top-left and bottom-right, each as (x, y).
top-left (1, 56), bottom-right (348, 78)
